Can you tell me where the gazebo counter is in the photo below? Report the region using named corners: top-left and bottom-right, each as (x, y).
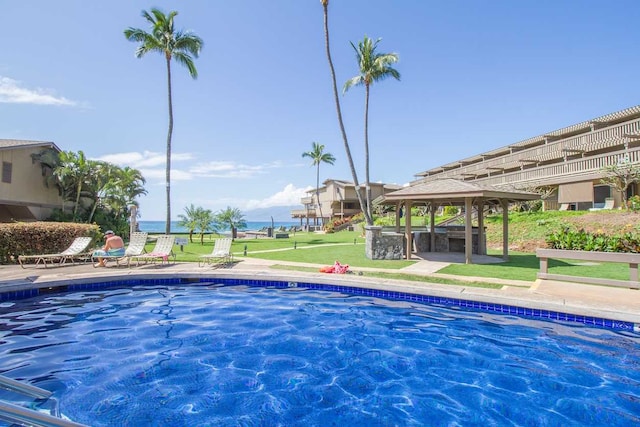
top-left (413, 226), bottom-right (483, 254)
top-left (381, 225), bottom-right (484, 254)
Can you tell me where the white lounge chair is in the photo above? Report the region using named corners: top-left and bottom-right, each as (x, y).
top-left (18, 236), bottom-right (93, 268)
top-left (603, 198), bottom-right (615, 210)
top-left (91, 232), bottom-right (148, 268)
top-left (130, 235), bottom-right (176, 265)
top-left (199, 238), bottom-right (233, 267)
top-left (589, 197), bottom-right (615, 211)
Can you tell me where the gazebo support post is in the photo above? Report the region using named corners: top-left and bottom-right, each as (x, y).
top-left (477, 199), bottom-right (485, 255)
top-left (501, 199), bottom-right (509, 261)
top-left (395, 201), bottom-right (401, 233)
top-left (405, 199), bottom-right (412, 260)
top-left (465, 197), bottom-right (472, 264)
top-left (430, 202), bottom-right (436, 253)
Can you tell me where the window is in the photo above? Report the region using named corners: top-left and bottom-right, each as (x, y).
top-left (593, 184), bottom-right (611, 205)
top-left (1, 162), bottom-right (11, 183)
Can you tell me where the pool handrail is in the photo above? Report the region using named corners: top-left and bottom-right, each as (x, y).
top-left (0, 400), bottom-right (87, 427)
top-left (0, 374), bottom-right (52, 399)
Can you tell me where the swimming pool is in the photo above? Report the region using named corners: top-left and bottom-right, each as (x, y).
top-left (1, 281), bottom-right (639, 426)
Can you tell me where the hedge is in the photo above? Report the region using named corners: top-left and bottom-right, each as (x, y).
top-left (0, 222), bottom-right (100, 264)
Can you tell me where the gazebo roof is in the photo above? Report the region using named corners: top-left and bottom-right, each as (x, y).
top-left (379, 178), bottom-right (540, 205)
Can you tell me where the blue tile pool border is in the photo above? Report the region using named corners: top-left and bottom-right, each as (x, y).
top-left (1, 277), bottom-right (636, 332)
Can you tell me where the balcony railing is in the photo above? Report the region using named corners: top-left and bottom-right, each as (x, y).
top-left (421, 118), bottom-right (640, 182)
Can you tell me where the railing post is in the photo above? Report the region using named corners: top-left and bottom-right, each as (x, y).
top-left (630, 263), bottom-right (638, 283)
top-left (540, 256), bottom-right (548, 274)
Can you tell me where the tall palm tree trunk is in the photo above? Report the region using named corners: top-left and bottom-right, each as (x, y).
top-left (165, 56), bottom-right (173, 235)
top-left (316, 163), bottom-right (325, 225)
top-left (88, 196), bottom-right (100, 224)
top-left (364, 83), bottom-right (372, 221)
top-left (73, 183), bottom-right (82, 221)
top-left (321, 1), bottom-right (372, 226)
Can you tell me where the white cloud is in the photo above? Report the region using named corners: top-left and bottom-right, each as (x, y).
top-left (189, 160), bottom-right (283, 179)
top-left (96, 151), bottom-right (285, 181)
top-left (183, 184), bottom-right (310, 213)
top-left (95, 151), bottom-right (196, 183)
top-left (138, 168), bottom-right (193, 182)
top-left (0, 76), bottom-right (78, 106)
top-left (96, 151), bottom-right (193, 169)
top-left (244, 183), bottom-right (312, 209)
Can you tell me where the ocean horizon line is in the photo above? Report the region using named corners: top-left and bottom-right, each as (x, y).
top-left (138, 220), bottom-right (301, 233)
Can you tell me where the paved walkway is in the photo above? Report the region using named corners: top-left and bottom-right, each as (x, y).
top-left (1, 255), bottom-right (639, 327)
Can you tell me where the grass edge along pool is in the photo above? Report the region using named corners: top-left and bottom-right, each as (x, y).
top-left (1, 276), bottom-right (637, 332)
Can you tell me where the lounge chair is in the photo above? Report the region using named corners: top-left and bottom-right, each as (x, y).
top-left (91, 232), bottom-right (148, 268)
top-left (130, 235), bottom-right (176, 265)
top-left (559, 203), bottom-right (569, 211)
top-left (198, 237), bottom-right (233, 267)
top-left (18, 236), bottom-right (93, 268)
top-left (589, 197), bottom-right (615, 212)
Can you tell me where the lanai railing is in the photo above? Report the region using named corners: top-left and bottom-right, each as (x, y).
top-left (418, 117), bottom-right (640, 187)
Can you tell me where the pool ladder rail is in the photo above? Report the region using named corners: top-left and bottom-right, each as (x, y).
top-left (0, 374), bottom-right (87, 427)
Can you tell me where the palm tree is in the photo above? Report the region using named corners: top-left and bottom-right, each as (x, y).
top-left (114, 167), bottom-right (148, 207)
top-left (124, 8), bottom-right (203, 235)
top-left (302, 142), bottom-right (335, 226)
top-left (31, 147), bottom-right (68, 212)
top-left (216, 207), bottom-right (247, 240)
top-left (320, 0), bottom-right (372, 226)
top-left (85, 160), bottom-right (117, 224)
top-left (31, 147), bottom-right (61, 191)
top-left (55, 150), bottom-right (92, 221)
top-left (100, 166), bottom-right (147, 232)
top-left (195, 208), bottom-right (216, 245)
top-left (178, 204), bottom-right (201, 243)
top-left (344, 36), bottom-right (400, 221)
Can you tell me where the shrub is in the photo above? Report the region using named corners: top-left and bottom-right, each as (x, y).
top-left (443, 206), bottom-right (458, 216)
top-left (324, 222), bottom-right (335, 233)
top-left (628, 195), bottom-right (640, 212)
top-left (0, 222), bottom-right (99, 264)
top-left (546, 227), bottom-right (640, 253)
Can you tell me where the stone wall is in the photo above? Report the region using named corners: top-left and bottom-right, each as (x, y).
top-left (365, 226), bottom-right (404, 260)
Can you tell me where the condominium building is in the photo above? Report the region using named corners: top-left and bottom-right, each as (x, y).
top-left (0, 139), bottom-right (64, 222)
top-left (291, 179), bottom-right (401, 227)
top-left (413, 105), bottom-right (640, 210)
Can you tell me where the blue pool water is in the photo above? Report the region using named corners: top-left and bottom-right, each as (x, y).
top-left (0, 283), bottom-right (639, 426)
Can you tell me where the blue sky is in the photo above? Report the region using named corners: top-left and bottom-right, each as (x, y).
top-left (3, 1), bottom-right (640, 220)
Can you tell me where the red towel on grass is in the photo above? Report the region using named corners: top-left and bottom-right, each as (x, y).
top-left (320, 261), bottom-right (349, 274)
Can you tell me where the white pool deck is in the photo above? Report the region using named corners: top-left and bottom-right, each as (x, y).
top-left (1, 254), bottom-right (639, 328)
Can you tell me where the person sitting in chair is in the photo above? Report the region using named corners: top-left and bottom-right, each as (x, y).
top-left (93, 230), bottom-right (125, 267)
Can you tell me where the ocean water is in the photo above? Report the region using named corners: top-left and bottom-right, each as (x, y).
top-left (138, 220), bottom-right (299, 233)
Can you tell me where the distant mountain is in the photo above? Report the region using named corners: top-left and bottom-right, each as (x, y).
top-left (243, 205), bottom-right (300, 221)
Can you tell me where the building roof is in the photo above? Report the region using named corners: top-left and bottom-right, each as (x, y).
top-left (379, 178), bottom-right (539, 205)
top-left (415, 105), bottom-right (640, 177)
top-left (314, 179), bottom-right (403, 192)
top-left (0, 139), bottom-right (61, 152)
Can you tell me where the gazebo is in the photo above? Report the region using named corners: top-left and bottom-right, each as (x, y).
top-left (376, 179), bottom-right (540, 263)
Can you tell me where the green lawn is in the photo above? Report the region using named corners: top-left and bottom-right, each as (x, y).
top-left (146, 229), bottom-right (632, 284)
top-left (439, 250), bottom-right (631, 282)
top-left (270, 264), bottom-right (504, 289)
top-left (153, 231), bottom-right (414, 269)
